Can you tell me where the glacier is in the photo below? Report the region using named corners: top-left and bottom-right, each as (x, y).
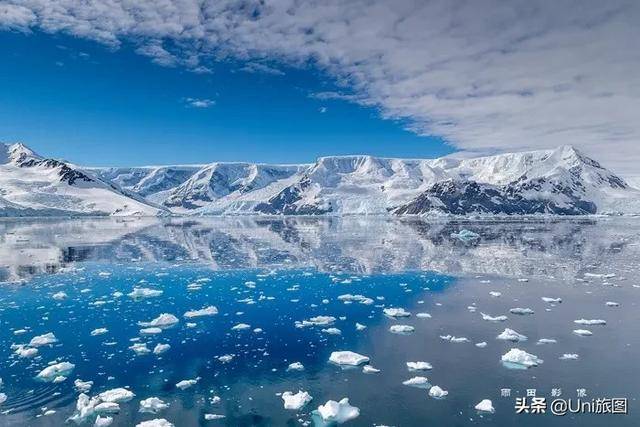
top-left (1, 142), bottom-right (639, 216)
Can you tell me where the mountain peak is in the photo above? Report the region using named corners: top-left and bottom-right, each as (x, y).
top-left (1, 142), bottom-right (41, 165)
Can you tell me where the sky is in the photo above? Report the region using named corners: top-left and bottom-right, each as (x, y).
top-left (0, 0), bottom-right (638, 174)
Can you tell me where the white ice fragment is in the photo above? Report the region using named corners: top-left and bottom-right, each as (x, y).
top-left (606, 301), bottom-right (620, 307)
top-left (496, 328), bottom-right (527, 342)
top-left (573, 329), bottom-right (593, 336)
top-left (52, 291), bottom-right (67, 300)
top-left (416, 312), bottom-right (432, 318)
top-left (451, 229), bottom-right (480, 241)
top-left (183, 306), bottom-right (218, 318)
top-left (74, 379), bottom-right (93, 393)
top-left (402, 376), bottom-right (430, 389)
top-left (383, 307), bottom-right (411, 318)
top-left (0, 393), bottom-right (7, 405)
top-left (135, 419), bottom-right (173, 427)
top-left (362, 365), bottom-right (380, 374)
top-left (94, 415), bottom-right (113, 426)
top-left (91, 328), bottom-right (108, 336)
top-left (204, 414), bottom-right (225, 420)
top-left (489, 291), bottom-right (501, 297)
top-left (176, 378), bottom-right (200, 390)
top-left (231, 323), bottom-right (251, 331)
top-left (29, 332), bottom-right (58, 347)
top-left (475, 399), bottom-right (495, 413)
top-left (355, 323), bottom-right (367, 331)
top-left (36, 362), bottom-right (75, 382)
top-left (138, 314), bottom-right (179, 328)
top-left (537, 338), bottom-right (557, 344)
top-left (129, 343), bottom-right (151, 355)
top-left (282, 390), bottom-right (313, 410)
top-left (139, 397), bottom-right (169, 413)
top-left (329, 351), bottom-right (370, 366)
top-left (316, 398), bottom-right (359, 424)
top-left (560, 354), bottom-right (579, 360)
top-left (481, 313), bottom-right (507, 322)
top-left (389, 325), bottom-right (415, 334)
top-left (13, 345), bottom-right (38, 358)
top-left (406, 361), bottom-right (432, 371)
top-left (428, 385), bottom-right (448, 398)
top-left (153, 344), bottom-right (170, 355)
top-left (295, 316), bottom-right (336, 328)
top-left (95, 402), bottom-right (120, 414)
top-left (501, 348), bottom-right (543, 368)
top-left (128, 287), bottom-right (163, 299)
top-left (140, 327), bottom-right (162, 335)
top-left (542, 297), bottom-right (562, 304)
top-left (475, 341), bottom-right (488, 348)
top-left (287, 362), bottom-right (304, 371)
top-left (322, 327), bottom-right (342, 335)
top-left (98, 388), bottom-right (135, 403)
top-left (509, 307), bottom-right (534, 315)
top-left (574, 319), bottom-right (606, 326)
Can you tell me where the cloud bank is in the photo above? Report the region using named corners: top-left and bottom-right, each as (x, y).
top-left (1, 0), bottom-right (639, 174)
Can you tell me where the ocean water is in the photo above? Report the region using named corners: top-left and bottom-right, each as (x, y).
top-left (0, 217), bottom-right (638, 426)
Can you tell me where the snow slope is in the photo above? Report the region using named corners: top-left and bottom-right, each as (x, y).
top-left (0, 143), bottom-right (161, 217)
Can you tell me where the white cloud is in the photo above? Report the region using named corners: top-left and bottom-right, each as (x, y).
top-left (184, 98), bottom-right (215, 108)
top-left (2, 0), bottom-right (639, 175)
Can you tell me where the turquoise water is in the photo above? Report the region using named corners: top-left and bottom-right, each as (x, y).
top-left (0, 218), bottom-right (638, 426)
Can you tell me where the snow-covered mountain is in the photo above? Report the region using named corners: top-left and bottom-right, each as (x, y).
top-left (0, 142), bottom-right (638, 216)
top-left (0, 143), bottom-right (161, 217)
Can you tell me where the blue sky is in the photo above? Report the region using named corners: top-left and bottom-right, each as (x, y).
top-left (0, 31), bottom-right (451, 166)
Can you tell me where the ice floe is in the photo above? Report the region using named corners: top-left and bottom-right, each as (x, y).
top-left (542, 297), bottom-right (562, 304)
top-left (183, 306), bottom-right (218, 318)
top-left (573, 329), bottom-right (593, 336)
top-left (282, 390), bottom-right (313, 410)
top-left (428, 385), bottom-right (448, 399)
top-left (91, 328), bottom-right (108, 336)
top-left (138, 314), bottom-right (179, 328)
top-left (574, 319), bottom-right (606, 326)
top-left (329, 351), bottom-right (370, 366)
top-left (501, 348), bottom-right (543, 368)
top-left (481, 313), bottom-right (507, 322)
top-left (560, 353), bottom-right (579, 360)
top-left (537, 338), bottom-right (557, 344)
top-left (362, 365), bottom-right (380, 374)
top-left (139, 397), bottom-right (169, 413)
top-left (295, 316), bottom-right (336, 328)
top-left (29, 332), bottom-right (58, 347)
top-left (128, 287), bottom-right (163, 299)
top-left (496, 328), bottom-right (527, 342)
top-left (406, 361), bottom-right (432, 371)
top-left (475, 399), bottom-right (495, 413)
top-left (153, 344), bottom-right (170, 355)
top-left (402, 376), bottom-right (430, 389)
top-left (98, 388), bottom-right (135, 403)
top-left (231, 323), bottom-right (251, 331)
top-left (36, 361), bottom-right (75, 382)
top-left (315, 398), bottom-right (360, 424)
top-left (509, 307), bottom-right (534, 315)
top-left (74, 379), bottom-right (93, 393)
top-left (287, 362), bottom-right (304, 371)
top-left (383, 307), bottom-right (411, 318)
top-left (389, 325), bottom-right (415, 334)
top-left (136, 419), bottom-right (173, 427)
top-left (176, 378), bottom-right (200, 390)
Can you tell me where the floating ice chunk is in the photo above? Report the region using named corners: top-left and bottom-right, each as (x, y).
top-left (231, 323), bottom-right (251, 331)
top-left (467, 306), bottom-right (477, 312)
top-left (451, 229), bottom-right (480, 241)
top-left (475, 399), bottom-right (495, 413)
top-left (573, 329), bottom-right (593, 336)
top-left (130, 343), bottom-right (151, 355)
top-left (416, 312), bottom-right (432, 319)
top-left (140, 327), bottom-right (163, 335)
top-left (338, 294), bottom-right (374, 305)
top-left (29, 332), bottom-right (58, 347)
top-left (91, 328), bottom-right (108, 336)
top-left (402, 376), bottom-right (430, 389)
top-left (355, 323), bottom-right (367, 331)
top-left (282, 390), bottom-right (313, 410)
top-left (0, 393), bottom-right (6, 405)
top-left (496, 328), bottom-right (527, 342)
top-left (99, 388), bottom-right (135, 403)
top-left (112, 291), bottom-right (123, 298)
top-left (322, 327), bottom-right (342, 335)
top-left (217, 354), bottom-right (234, 363)
top-left (204, 414), bottom-right (225, 420)
top-left (74, 379), bottom-right (93, 393)
top-left (52, 291), bottom-right (67, 300)
top-left (183, 306), bottom-right (218, 318)
top-left (537, 338), bottom-right (557, 344)
top-left (362, 365), bottom-right (380, 374)
top-left (94, 415), bottom-right (113, 426)
top-left (481, 313), bottom-right (507, 322)
top-left (176, 378), bottom-right (200, 390)
top-left (428, 385), bottom-right (448, 398)
top-left (36, 361), bottom-right (75, 382)
top-left (475, 342), bottom-right (488, 348)
top-left (574, 319), bottom-right (606, 326)
top-left (489, 291), bottom-right (501, 297)
top-left (295, 316), bottom-right (336, 328)
top-left (287, 362), bottom-right (304, 371)
top-left (138, 314), bottom-right (179, 328)
top-left (316, 398), bottom-right (359, 424)
top-left (501, 348), bottom-right (543, 368)
top-left (136, 419), bottom-right (174, 427)
top-left (407, 361), bottom-right (432, 371)
top-left (389, 325), bottom-right (415, 334)
top-left (128, 287), bottom-right (163, 299)
top-left (139, 397), bottom-right (169, 414)
top-left (509, 307), bottom-right (534, 315)
top-left (606, 301), bottom-right (620, 307)
top-left (542, 297), bottom-right (562, 304)
top-left (153, 344), bottom-right (170, 355)
top-left (95, 402), bottom-right (120, 414)
top-left (329, 351), bottom-right (370, 366)
top-left (584, 273), bottom-right (615, 279)
top-left (383, 307), bottom-right (411, 318)
top-left (560, 354), bottom-right (579, 360)
top-left (13, 345), bottom-right (38, 358)
top-left (440, 335), bottom-right (469, 343)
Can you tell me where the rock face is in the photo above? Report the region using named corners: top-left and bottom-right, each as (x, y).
top-left (1, 142), bottom-right (639, 216)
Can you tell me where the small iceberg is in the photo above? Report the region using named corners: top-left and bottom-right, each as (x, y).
top-left (542, 297), bottom-right (562, 304)
top-left (139, 397), bottom-right (169, 413)
top-left (128, 287), bottom-right (163, 299)
top-left (428, 385), bottom-right (448, 399)
top-left (282, 390), bottom-right (312, 410)
top-left (406, 361), bottom-right (432, 371)
top-left (136, 419), bottom-right (173, 427)
top-left (402, 376), bottom-right (430, 389)
top-left (287, 362), bottom-right (304, 371)
top-left (475, 399), bottom-right (495, 413)
top-left (29, 332), bottom-right (58, 347)
top-left (389, 325), bottom-right (415, 334)
top-left (481, 313), bottom-right (507, 322)
top-left (362, 365), bottom-right (380, 374)
top-left (183, 306), bottom-right (218, 318)
top-left (138, 314), bottom-right (179, 328)
top-left (383, 307), bottom-right (411, 318)
top-left (176, 378), bottom-right (200, 390)
top-left (509, 307), bottom-right (534, 315)
top-left (329, 351), bottom-right (370, 366)
top-left (501, 348), bottom-right (543, 369)
top-left (496, 328), bottom-right (527, 342)
top-left (574, 319), bottom-right (606, 326)
top-left (560, 353), bottom-right (579, 360)
top-left (314, 398), bottom-right (360, 424)
top-left (451, 229), bottom-right (480, 242)
top-left (98, 388), bottom-right (135, 403)
top-left (573, 329), bottom-right (593, 336)
top-left (36, 361), bottom-right (75, 382)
